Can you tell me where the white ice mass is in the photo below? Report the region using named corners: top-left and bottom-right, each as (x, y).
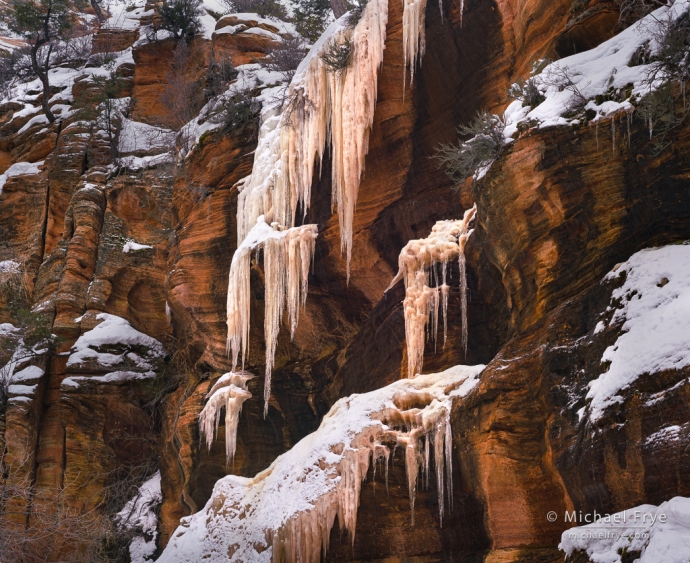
top-left (388, 205), bottom-right (476, 377)
top-left (160, 364), bottom-right (484, 563)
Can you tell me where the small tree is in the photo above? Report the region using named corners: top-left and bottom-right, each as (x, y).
top-left (158, 0), bottom-right (204, 41)
top-left (293, 0), bottom-right (331, 42)
top-left (8, 0), bottom-right (76, 122)
top-left (433, 111), bottom-right (506, 188)
top-left (320, 36), bottom-right (352, 73)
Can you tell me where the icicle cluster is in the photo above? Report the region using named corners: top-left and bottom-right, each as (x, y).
top-left (387, 205), bottom-right (476, 377)
top-left (226, 218), bottom-right (317, 415)
top-left (235, 0), bottom-right (388, 276)
top-left (160, 366), bottom-right (484, 563)
top-left (402, 0), bottom-right (427, 88)
top-left (198, 371), bottom-right (254, 464)
top-left (226, 0), bottom-right (443, 419)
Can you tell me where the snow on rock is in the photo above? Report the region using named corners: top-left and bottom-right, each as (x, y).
top-left (199, 371), bottom-right (254, 463)
top-left (64, 314), bottom-right (164, 385)
top-left (0, 161), bottom-right (44, 195)
top-left (387, 205), bottom-right (476, 377)
top-left (505, 0), bottom-right (690, 136)
top-left (122, 240), bottom-right (154, 253)
top-left (0, 260), bottom-right (21, 275)
top-left (559, 497), bottom-right (690, 563)
top-left (585, 244), bottom-right (690, 421)
top-left (159, 364), bottom-right (484, 563)
top-left (226, 217), bottom-right (317, 415)
top-left (118, 118), bottom-right (175, 157)
top-left (117, 471), bottom-right (162, 563)
top-left (11, 365), bottom-right (44, 383)
top-left (0, 322), bottom-right (19, 336)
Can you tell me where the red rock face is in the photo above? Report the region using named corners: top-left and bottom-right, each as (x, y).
top-left (2, 0), bottom-right (690, 561)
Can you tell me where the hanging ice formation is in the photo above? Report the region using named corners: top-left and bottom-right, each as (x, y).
top-left (226, 0), bottom-right (439, 415)
top-left (387, 205), bottom-right (477, 377)
top-left (226, 218), bottom-right (318, 416)
top-left (198, 371), bottom-right (254, 464)
top-left (402, 0), bottom-right (449, 87)
top-left (161, 365), bottom-right (484, 563)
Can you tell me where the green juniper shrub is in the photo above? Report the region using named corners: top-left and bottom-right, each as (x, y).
top-left (158, 0), bottom-right (204, 41)
top-left (433, 111), bottom-right (506, 189)
top-left (222, 0), bottom-right (288, 19)
top-left (293, 0), bottom-right (331, 42)
top-left (320, 36), bottom-right (352, 73)
top-left (508, 77), bottom-right (546, 109)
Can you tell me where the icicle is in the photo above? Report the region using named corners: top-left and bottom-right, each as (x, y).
top-left (649, 116), bottom-right (653, 140)
top-left (387, 205), bottom-right (476, 377)
top-left (402, 0), bottom-right (427, 90)
top-left (226, 218), bottom-right (318, 417)
top-left (444, 412), bottom-right (453, 510)
top-left (459, 0), bottom-right (464, 27)
top-left (424, 434), bottom-right (430, 489)
top-left (198, 371), bottom-right (254, 464)
top-left (434, 421), bottom-right (446, 526)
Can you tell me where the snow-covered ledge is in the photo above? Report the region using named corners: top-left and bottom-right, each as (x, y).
top-left (159, 364), bottom-right (484, 563)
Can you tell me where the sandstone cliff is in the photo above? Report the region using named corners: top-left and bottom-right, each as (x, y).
top-left (1, 0), bottom-right (690, 562)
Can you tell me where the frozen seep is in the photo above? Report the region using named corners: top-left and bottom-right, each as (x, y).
top-left (225, 0), bottom-right (440, 418)
top-left (388, 205), bottom-right (476, 377)
top-left (198, 371), bottom-right (254, 464)
top-left (226, 218), bottom-right (317, 415)
top-left (160, 364), bottom-right (484, 563)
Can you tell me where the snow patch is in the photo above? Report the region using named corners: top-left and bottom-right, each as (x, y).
top-left (62, 313), bottom-right (165, 386)
top-left (585, 245), bottom-right (690, 421)
top-left (559, 497), bottom-right (690, 563)
top-left (0, 161), bottom-right (44, 194)
top-left (123, 240), bottom-right (154, 253)
top-left (117, 471), bottom-right (162, 563)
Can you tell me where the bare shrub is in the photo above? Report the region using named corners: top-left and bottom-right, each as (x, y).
top-left (161, 40), bottom-right (205, 131)
top-left (205, 50), bottom-right (238, 99)
top-left (617, 0), bottom-right (665, 27)
top-left (433, 111), bottom-right (505, 188)
top-left (635, 8), bottom-right (690, 153)
top-left (261, 35), bottom-right (309, 82)
top-left (540, 62), bottom-right (590, 113)
top-left (209, 85), bottom-right (261, 137)
top-left (0, 445), bottom-right (114, 563)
